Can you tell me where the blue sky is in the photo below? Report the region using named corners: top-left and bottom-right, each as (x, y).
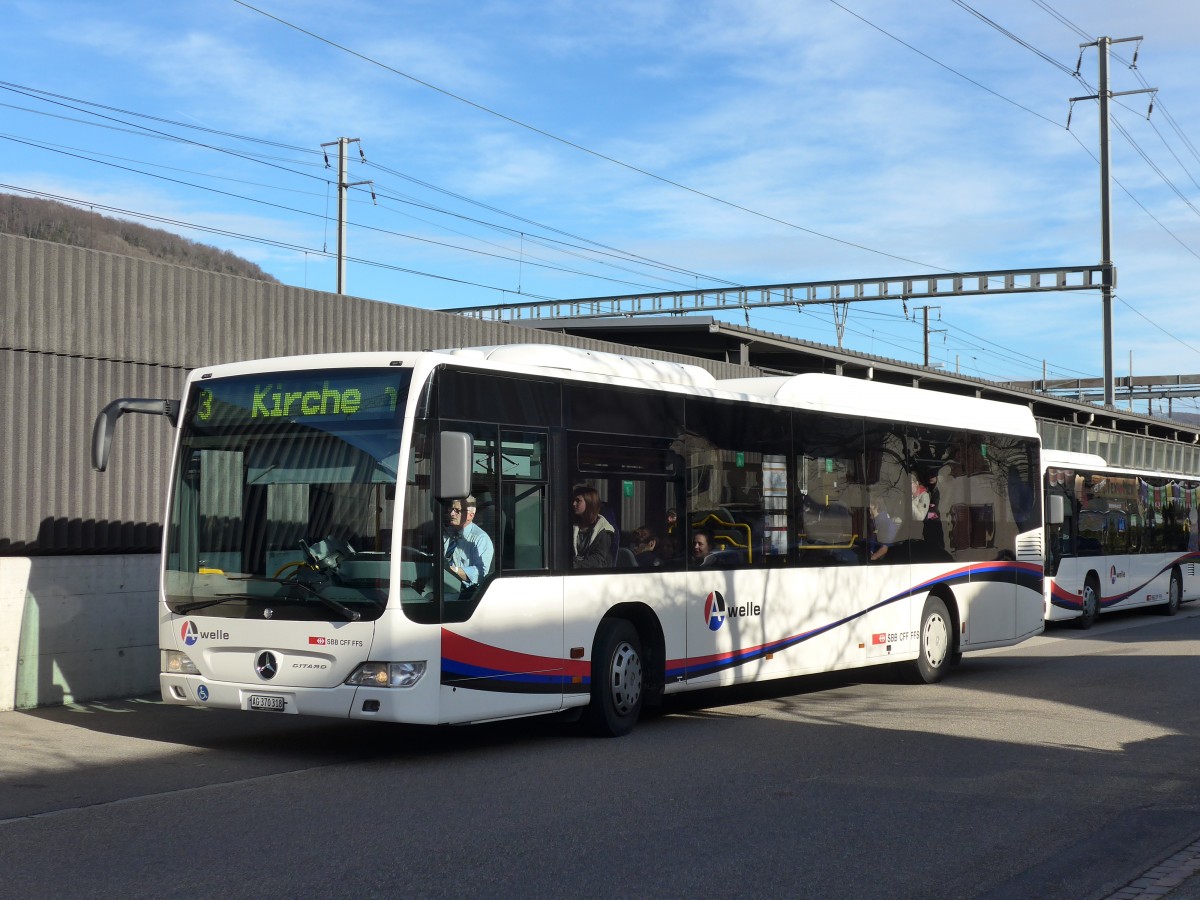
top-left (4, 0), bottom-right (1199, 409)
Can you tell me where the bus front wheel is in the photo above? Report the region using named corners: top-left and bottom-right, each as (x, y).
top-left (584, 618), bottom-right (644, 737)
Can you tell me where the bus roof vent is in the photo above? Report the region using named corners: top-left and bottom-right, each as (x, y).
top-left (445, 344), bottom-right (718, 388)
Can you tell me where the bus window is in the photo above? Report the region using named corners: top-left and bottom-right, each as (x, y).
top-left (683, 397), bottom-right (791, 568)
top-left (796, 413), bottom-right (863, 566)
top-left (907, 426), bottom-right (968, 564)
top-left (862, 424), bottom-right (908, 565)
top-left (499, 431), bottom-right (548, 572)
top-left (434, 424), bottom-right (550, 614)
top-left (569, 433), bottom-right (685, 570)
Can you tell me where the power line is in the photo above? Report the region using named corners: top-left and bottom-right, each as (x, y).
top-left (4, 79), bottom-right (737, 294)
top-left (232, 0), bottom-right (968, 274)
top-left (1108, 111), bottom-right (1200, 220)
top-left (827, 0), bottom-right (1063, 127)
top-left (1029, 0), bottom-right (1091, 41)
top-left (1115, 294), bottom-right (1200, 357)
top-left (0, 81), bottom-right (328, 184)
top-left (233, 0), bottom-right (1178, 385)
top-left (363, 158), bottom-right (729, 284)
top-left (0, 130), bottom-right (331, 198)
top-left (1029, 4), bottom-right (1200, 169)
top-left (831, 0), bottom-right (1200, 360)
top-left (0, 183), bottom-right (565, 300)
top-left (0, 134), bottom-right (697, 293)
top-left (949, 0), bottom-right (1076, 75)
top-left (0, 80), bottom-right (322, 157)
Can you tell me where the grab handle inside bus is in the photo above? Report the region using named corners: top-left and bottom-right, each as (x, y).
top-left (92, 398), bottom-right (179, 472)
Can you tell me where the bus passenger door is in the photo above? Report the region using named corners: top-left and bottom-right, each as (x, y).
top-left (440, 429), bottom-right (565, 723)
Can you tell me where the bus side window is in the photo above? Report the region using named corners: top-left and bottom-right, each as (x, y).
top-left (500, 431), bottom-right (548, 572)
top-left (796, 412), bottom-right (864, 567)
top-left (684, 397), bottom-right (791, 568)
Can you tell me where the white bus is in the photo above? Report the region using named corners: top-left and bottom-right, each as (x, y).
top-left (1043, 449), bottom-right (1200, 628)
top-left (93, 345), bottom-right (1046, 736)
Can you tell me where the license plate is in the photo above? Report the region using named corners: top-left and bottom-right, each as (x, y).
top-left (249, 694), bottom-right (286, 712)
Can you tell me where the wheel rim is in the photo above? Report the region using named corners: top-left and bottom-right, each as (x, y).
top-left (608, 640), bottom-right (643, 716)
top-left (1082, 584), bottom-right (1098, 619)
top-left (923, 612), bottom-right (949, 669)
top-left (1170, 577), bottom-right (1181, 609)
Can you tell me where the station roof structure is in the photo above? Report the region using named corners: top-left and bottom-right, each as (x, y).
top-left (519, 315), bottom-right (1200, 446)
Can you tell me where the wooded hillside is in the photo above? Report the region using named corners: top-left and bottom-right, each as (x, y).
top-left (0, 193), bottom-right (278, 282)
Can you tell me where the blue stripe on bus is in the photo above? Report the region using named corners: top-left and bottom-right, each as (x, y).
top-left (445, 560), bottom-right (1045, 689)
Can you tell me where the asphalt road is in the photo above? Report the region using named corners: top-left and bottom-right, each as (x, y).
top-left (3, 606), bottom-right (1200, 900)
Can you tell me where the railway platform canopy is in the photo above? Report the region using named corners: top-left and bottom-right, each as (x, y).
top-left (512, 315), bottom-right (1200, 478)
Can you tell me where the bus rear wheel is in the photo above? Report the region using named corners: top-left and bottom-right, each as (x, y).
top-left (583, 618), bottom-right (644, 737)
top-left (907, 596), bottom-right (952, 685)
top-left (1161, 569), bottom-right (1182, 616)
top-left (1075, 576), bottom-right (1100, 629)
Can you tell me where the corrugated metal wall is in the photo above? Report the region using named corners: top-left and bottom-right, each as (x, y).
top-left (0, 349), bottom-right (183, 554)
top-left (0, 233), bottom-right (752, 554)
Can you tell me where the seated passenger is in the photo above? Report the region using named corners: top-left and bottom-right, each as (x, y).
top-left (632, 525), bottom-right (661, 568)
top-left (868, 501), bottom-right (900, 562)
top-left (692, 529), bottom-right (713, 566)
top-left (572, 484), bottom-right (614, 569)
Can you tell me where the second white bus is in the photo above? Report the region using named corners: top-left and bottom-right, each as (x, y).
top-left (1044, 449), bottom-right (1200, 627)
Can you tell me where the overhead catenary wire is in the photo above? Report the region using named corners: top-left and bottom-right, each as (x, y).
top-left (836, 0), bottom-right (1200, 360)
top-left (0, 183), bottom-right (566, 300)
top-left (230, 0), bottom-right (1200, 380)
top-left (1, 79), bottom-right (739, 293)
top-left (0, 133), bottom-right (699, 295)
top-left (6, 7), bottom-right (1198, 380)
top-left (231, 0), bottom-right (979, 275)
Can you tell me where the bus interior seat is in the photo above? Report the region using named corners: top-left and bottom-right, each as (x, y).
top-left (615, 546), bottom-right (638, 568)
top-left (702, 549), bottom-right (744, 567)
top-left (599, 501), bottom-right (620, 563)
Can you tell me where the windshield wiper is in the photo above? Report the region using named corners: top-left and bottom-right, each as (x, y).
top-left (175, 595), bottom-right (242, 614)
top-left (238, 576), bottom-right (366, 621)
top-left (175, 590), bottom-right (360, 621)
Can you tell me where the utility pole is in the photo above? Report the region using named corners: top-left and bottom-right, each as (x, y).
top-left (917, 305), bottom-right (944, 368)
top-left (1130, 350), bottom-right (1135, 411)
top-left (1071, 37), bottom-right (1154, 406)
top-left (320, 137), bottom-right (374, 295)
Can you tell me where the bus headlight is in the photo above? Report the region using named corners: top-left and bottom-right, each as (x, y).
top-left (345, 661), bottom-right (427, 688)
top-left (162, 650), bottom-right (201, 675)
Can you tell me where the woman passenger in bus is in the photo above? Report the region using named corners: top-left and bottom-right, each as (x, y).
top-left (632, 525), bottom-right (661, 567)
top-left (691, 529), bottom-right (714, 566)
top-left (867, 501), bottom-right (899, 562)
top-left (572, 485), bottom-right (615, 569)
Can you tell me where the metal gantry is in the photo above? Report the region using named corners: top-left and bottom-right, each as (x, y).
top-left (446, 264), bottom-right (1111, 323)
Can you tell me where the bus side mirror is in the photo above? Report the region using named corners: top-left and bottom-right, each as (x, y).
top-left (92, 398), bottom-right (178, 472)
top-left (1047, 494), bottom-right (1065, 526)
top-left (436, 431), bottom-right (472, 500)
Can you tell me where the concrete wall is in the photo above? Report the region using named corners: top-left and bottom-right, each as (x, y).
top-left (0, 555), bottom-right (159, 711)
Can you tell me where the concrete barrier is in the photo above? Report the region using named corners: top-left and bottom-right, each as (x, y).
top-left (0, 555), bottom-right (159, 711)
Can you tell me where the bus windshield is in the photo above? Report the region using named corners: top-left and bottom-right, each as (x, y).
top-left (164, 368), bottom-right (410, 622)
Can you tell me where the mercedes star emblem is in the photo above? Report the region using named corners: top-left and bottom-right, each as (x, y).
top-left (255, 650), bottom-right (279, 680)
